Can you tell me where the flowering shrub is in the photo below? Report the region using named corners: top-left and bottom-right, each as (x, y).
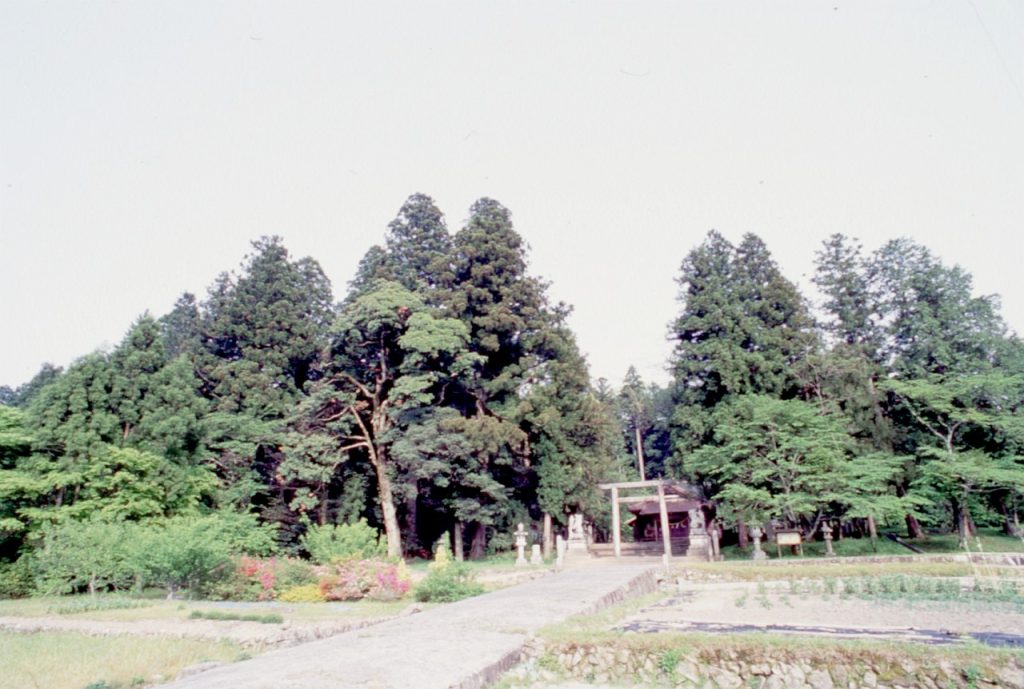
top-left (238, 556), bottom-right (277, 600)
top-left (317, 558), bottom-right (411, 601)
top-left (211, 556), bottom-right (316, 601)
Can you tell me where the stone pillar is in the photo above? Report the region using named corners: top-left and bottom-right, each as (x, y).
top-left (542, 513), bottom-right (553, 559)
top-left (530, 543), bottom-right (543, 566)
top-left (822, 522), bottom-right (835, 557)
top-left (611, 486), bottom-right (622, 558)
top-left (567, 513), bottom-right (586, 552)
top-left (555, 534), bottom-right (566, 569)
top-left (514, 523), bottom-right (528, 567)
top-left (657, 483), bottom-right (672, 559)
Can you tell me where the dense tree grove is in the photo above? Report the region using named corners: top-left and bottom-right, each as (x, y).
top-left (669, 231), bottom-right (1024, 546)
top-left (2, 204), bottom-right (1022, 589)
top-left (0, 195), bottom-right (620, 579)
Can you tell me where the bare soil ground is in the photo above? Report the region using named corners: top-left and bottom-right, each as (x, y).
top-left (617, 579), bottom-right (1024, 642)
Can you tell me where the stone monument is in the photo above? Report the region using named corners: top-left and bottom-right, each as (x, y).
top-left (566, 513), bottom-right (586, 552)
top-left (514, 523), bottom-right (528, 567)
top-left (530, 543), bottom-right (543, 566)
top-left (749, 525), bottom-right (768, 560)
top-left (822, 522), bottom-right (835, 557)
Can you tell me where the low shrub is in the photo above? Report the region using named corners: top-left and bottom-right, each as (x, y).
top-left (317, 558), bottom-right (411, 601)
top-left (301, 519), bottom-right (385, 564)
top-left (275, 557), bottom-right (317, 590)
top-left (0, 557), bottom-right (34, 599)
top-left (412, 546), bottom-right (484, 603)
top-left (278, 583), bottom-right (325, 603)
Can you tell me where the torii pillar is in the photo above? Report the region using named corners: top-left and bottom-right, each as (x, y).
top-left (657, 482), bottom-right (672, 559)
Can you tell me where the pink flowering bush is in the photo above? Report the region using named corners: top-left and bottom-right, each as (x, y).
top-left (317, 558), bottom-right (411, 601)
top-left (211, 556), bottom-right (316, 601)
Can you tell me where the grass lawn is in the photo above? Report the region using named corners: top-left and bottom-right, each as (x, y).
top-left (0, 594), bottom-right (412, 623)
top-left (713, 527), bottom-right (1024, 563)
top-left (405, 552), bottom-right (533, 572)
top-left (0, 630), bottom-right (245, 689)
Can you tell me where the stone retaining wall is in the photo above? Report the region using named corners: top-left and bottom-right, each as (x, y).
top-left (511, 639), bottom-right (1024, 689)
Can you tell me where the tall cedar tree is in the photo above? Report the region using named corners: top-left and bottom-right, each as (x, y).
top-left (193, 237), bottom-right (333, 534)
top-left (670, 231), bottom-right (813, 463)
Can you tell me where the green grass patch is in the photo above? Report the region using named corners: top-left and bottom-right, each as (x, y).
top-left (716, 528), bottom-right (1024, 562)
top-left (0, 595), bottom-right (412, 624)
top-left (188, 609), bottom-right (284, 624)
top-left (46, 596), bottom-right (154, 616)
top-left (680, 559), bottom-right (976, 581)
top-left (0, 630), bottom-right (244, 689)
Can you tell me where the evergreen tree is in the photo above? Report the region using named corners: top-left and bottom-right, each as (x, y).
top-left (669, 231), bottom-right (813, 462)
top-left (383, 193), bottom-right (452, 293)
top-left (195, 236), bottom-right (333, 418)
top-left (160, 292), bottom-right (200, 360)
top-left (1, 363), bottom-right (63, 408)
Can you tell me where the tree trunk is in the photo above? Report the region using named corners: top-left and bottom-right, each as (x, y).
top-left (634, 427), bottom-right (646, 481)
top-left (370, 448), bottom-right (402, 558)
top-left (952, 498), bottom-right (967, 549)
top-left (403, 488), bottom-right (419, 553)
top-left (867, 515), bottom-right (878, 541)
top-left (904, 513), bottom-right (924, 539)
top-left (453, 521), bottom-right (464, 562)
top-left (965, 506), bottom-right (977, 538)
top-left (469, 522), bottom-right (487, 560)
top-left (88, 574), bottom-right (97, 596)
top-left (318, 488), bottom-right (328, 526)
top-left (737, 520), bottom-right (749, 549)
top-left (543, 513), bottom-right (553, 559)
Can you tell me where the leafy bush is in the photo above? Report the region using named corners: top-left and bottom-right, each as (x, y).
top-left (278, 583), bottom-right (325, 603)
top-left (0, 557), bottom-right (34, 598)
top-left (34, 518), bottom-right (136, 595)
top-left (317, 558), bottom-right (410, 601)
top-left (413, 544), bottom-right (483, 602)
top-left (134, 518), bottom-right (235, 598)
top-left (301, 519), bottom-right (385, 564)
top-left (412, 561), bottom-right (484, 602)
top-left (275, 557), bottom-right (317, 591)
top-left (31, 511), bottom-right (277, 598)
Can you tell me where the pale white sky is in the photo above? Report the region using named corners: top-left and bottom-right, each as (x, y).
top-left (2, 1), bottom-right (1023, 389)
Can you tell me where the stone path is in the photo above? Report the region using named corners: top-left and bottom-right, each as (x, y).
top-left (157, 561), bottom-right (658, 689)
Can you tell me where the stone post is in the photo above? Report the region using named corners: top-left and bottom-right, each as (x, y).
top-left (514, 523), bottom-right (528, 567)
top-left (822, 522), bottom-right (835, 557)
top-left (750, 525), bottom-right (768, 560)
top-left (530, 543), bottom-right (543, 565)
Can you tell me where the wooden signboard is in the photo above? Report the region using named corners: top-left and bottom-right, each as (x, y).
top-left (775, 531), bottom-right (803, 558)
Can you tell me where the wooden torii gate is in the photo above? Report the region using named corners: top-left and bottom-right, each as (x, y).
top-left (598, 479), bottom-right (709, 560)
